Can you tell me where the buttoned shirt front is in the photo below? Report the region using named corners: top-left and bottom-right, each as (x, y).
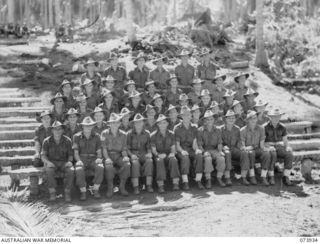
top-left (101, 128), bottom-right (127, 154)
top-left (73, 131), bottom-right (101, 156)
top-left (42, 135), bottom-right (73, 163)
top-left (240, 125), bottom-right (266, 148)
top-left (197, 126), bottom-right (222, 151)
top-left (150, 130), bottom-right (175, 155)
top-left (221, 124), bottom-right (241, 149)
top-left (175, 64), bottom-right (195, 87)
top-left (264, 122), bottom-right (287, 143)
top-left (174, 122), bottom-right (198, 150)
top-left (127, 129), bottom-right (151, 154)
top-left (129, 66), bottom-right (150, 89)
top-left (150, 67), bottom-right (170, 89)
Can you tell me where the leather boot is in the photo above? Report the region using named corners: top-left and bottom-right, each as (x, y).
top-left (225, 178), bottom-right (232, 187)
top-left (205, 179), bottom-right (212, 189)
top-left (106, 182), bottom-right (113, 198)
top-left (241, 178), bottom-right (250, 186)
top-left (49, 191), bottom-right (56, 202)
top-left (158, 185), bottom-right (165, 194)
top-left (173, 184), bottom-right (180, 191)
top-left (182, 182), bottom-right (190, 190)
top-left (94, 190), bottom-right (101, 199)
top-left (283, 176), bottom-right (293, 186)
top-left (64, 189), bottom-right (71, 203)
top-left (133, 186), bottom-right (140, 195)
top-left (119, 181), bottom-right (129, 196)
top-left (80, 192), bottom-right (86, 201)
top-left (269, 176), bottom-right (275, 185)
top-left (146, 185), bottom-right (154, 193)
top-left (250, 176), bottom-right (257, 185)
top-left (197, 181), bottom-right (204, 190)
top-left (261, 177), bottom-right (270, 186)
top-left (217, 178), bottom-right (226, 187)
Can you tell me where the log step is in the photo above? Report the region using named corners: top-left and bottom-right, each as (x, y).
top-left (0, 92), bottom-right (23, 98)
top-left (0, 123), bottom-right (39, 131)
top-left (0, 130), bottom-right (34, 140)
top-left (0, 147), bottom-right (35, 157)
top-left (284, 121), bottom-right (312, 133)
top-left (288, 132), bottom-right (320, 140)
top-left (8, 167), bottom-right (44, 181)
top-left (0, 117), bottom-right (37, 124)
top-left (0, 97), bottom-right (42, 107)
top-left (0, 88), bottom-right (19, 92)
top-left (293, 150), bottom-right (320, 162)
top-left (0, 155), bottom-right (33, 167)
top-left (0, 139), bottom-right (34, 148)
top-left (289, 139), bottom-right (320, 151)
top-left (0, 106), bottom-right (51, 117)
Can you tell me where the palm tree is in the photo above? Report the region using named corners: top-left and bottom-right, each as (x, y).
top-left (254, 0), bottom-right (269, 68)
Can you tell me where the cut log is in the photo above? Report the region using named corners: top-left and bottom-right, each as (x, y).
top-left (0, 106), bottom-right (51, 117)
top-left (289, 139), bottom-right (320, 151)
top-left (0, 139), bottom-right (34, 148)
top-left (0, 123), bottom-right (39, 131)
top-left (0, 155), bottom-right (34, 167)
top-left (0, 97), bottom-right (42, 107)
top-left (230, 61), bottom-right (249, 69)
top-left (284, 121), bottom-right (312, 133)
top-left (0, 130), bottom-right (34, 140)
top-left (293, 150), bottom-right (320, 162)
top-left (0, 117), bottom-right (37, 124)
top-left (0, 147), bottom-right (35, 157)
top-left (288, 132), bottom-right (320, 140)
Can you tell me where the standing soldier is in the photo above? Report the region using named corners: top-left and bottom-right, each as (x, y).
top-left (129, 53), bottom-right (149, 91)
top-left (243, 88), bottom-right (259, 113)
top-left (151, 114), bottom-right (181, 192)
top-left (119, 107), bottom-right (132, 133)
top-left (81, 58), bottom-right (102, 93)
top-left (99, 89), bottom-right (119, 121)
top-left (222, 89), bottom-right (237, 114)
top-left (73, 117), bottom-right (104, 200)
top-left (232, 100), bottom-right (247, 129)
top-left (77, 93), bottom-right (93, 123)
top-left (174, 106), bottom-right (203, 190)
top-left (197, 47), bottom-right (217, 92)
top-left (152, 93), bottom-right (166, 115)
top-left (175, 49), bottom-right (195, 92)
top-left (234, 72), bottom-right (249, 102)
top-left (254, 99), bottom-right (270, 126)
top-left (81, 78), bottom-right (100, 110)
top-left (58, 79), bottom-right (76, 110)
top-left (101, 113), bottom-right (131, 197)
top-left (166, 104), bottom-right (180, 131)
top-left (197, 110), bottom-right (226, 187)
top-left (144, 105), bottom-right (158, 134)
top-left (104, 52), bottom-right (127, 90)
top-left (264, 108), bottom-right (293, 186)
top-left (240, 110), bottom-right (271, 186)
top-left (199, 89), bottom-right (212, 115)
top-left (188, 78), bottom-right (203, 105)
top-left (41, 121), bottom-right (74, 202)
top-left (221, 110), bottom-right (250, 185)
top-left (165, 74), bottom-right (182, 106)
top-left (150, 56), bottom-right (170, 90)
top-left (127, 90), bottom-right (145, 116)
top-left (64, 108), bottom-right (82, 141)
top-left (127, 114), bottom-right (154, 194)
top-left (101, 75), bottom-right (123, 101)
top-left (34, 111), bottom-right (52, 167)
top-left (191, 104), bottom-right (202, 126)
top-left (91, 107), bottom-right (108, 135)
top-left (178, 93), bottom-right (191, 107)
top-left (50, 93), bottom-right (68, 123)
top-left (122, 80), bottom-right (137, 108)
top-left (211, 73), bottom-right (227, 105)
top-left (142, 80), bottom-right (157, 106)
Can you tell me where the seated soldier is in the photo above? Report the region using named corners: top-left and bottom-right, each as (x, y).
top-left (175, 49), bottom-right (195, 93)
top-left (166, 104), bottom-right (180, 131)
top-left (191, 104), bottom-right (201, 127)
top-left (50, 93), bottom-right (68, 123)
top-left (221, 110), bottom-right (251, 185)
top-left (152, 93), bottom-right (165, 115)
top-left (232, 100), bottom-right (246, 129)
top-left (91, 107), bottom-right (108, 135)
top-left (197, 110), bottom-right (226, 188)
top-left (76, 93), bottom-right (93, 123)
top-left (73, 117), bottom-right (104, 200)
top-left (254, 99), bottom-right (270, 126)
top-left (64, 108), bottom-right (82, 141)
top-left (165, 74), bottom-right (182, 106)
top-left (243, 88), bottom-right (259, 113)
top-left (188, 78), bottom-right (203, 105)
top-left (234, 72), bottom-right (249, 102)
top-left (81, 58), bottom-right (102, 93)
top-left (81, 78), bottom-right (100, 110)
top-left (58, 79), bottom-right (76, 110)
top-left (41, 121), bottom-right (74, 202)
top-left (101, 75), bottom-right (123, 101)
top-left (119, 107), bottom-right (132, 133)
top-left (222, 89), bottom-right (236, 114)
top-left (122, 80), bottom-right (137, 108)
top-left (144, 105), bottom-right (157, 134)
top-left (99, 89), bottom-right (119, 121)
top-left (101, 113), bottom-right (131, 197)
top-left (104, 52), bottom-right (127, 90)
top-left (211, 73), bottom-right (227, 104)
top-left (34, 111), bottom-right (53, 167)
top-left (127, 114), bottom-right (154, 194)
top-left (174, 106), bottom-right (203, 190)
top-left (127, 90), bottom-right (145, 116)
top-left (150, 56), bottom-right (170, 90)
top-left (129, 53), bottom-right (149, 90)
top-left (240, 110), bottom-right (271, 186)
top-left (197, 47), bottom-right (217, 92)
top-left (142, 80), bottom-right (157, 106)
top-left (151, 114), bottom-right (181, 193)
top-left (264, 108), bottom-right (293, 186)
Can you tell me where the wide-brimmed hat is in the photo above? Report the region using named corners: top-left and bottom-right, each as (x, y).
top-left (202, 110), bottom-right (215, 119)
top-left (103, 75), bottom-right (117, 83)
top-left (129, 90), bottom-right (143, 98)
top-left (166, 104), bottom-right (178, 114)
top-left (177, 49), bottom-right (192, 57)
top-left (267, 108), bottom-right (285, 117)
top-left (84, 58), bottom-right (99, 68)
top-left (231, 99), bottom-right (242, 108)
top-left (51, 120), bottom-right (66, 129)
top-left (91, 106), bottom-right (106, 115)
top-left (108, 52), bottom-right (120, 61)
top-left (81, 116), bottom-right (96, 126)
top-left (145, 80), bottom-right (157, 90)
top-left (156, 114), bottom-right (169, 123)
top-left (76, 93), bottom-right (88, 102)
top-left (50, 92), bottom-right (67, 105)
top-left (152, 93), bottom-right (163, 103)
top-left (234, 72), bottom-right (250, 83)
top-left (244, 88), bottom-right (259, 97)
top-left (124, 80), bottom-right (136, 91)
top-left (133, 53), bottom-right (148, 65)
top-left (143, 104), bottom-right (156, 115)
top-left (81, 78), bottom-right (95, 87)
top-left (246, 110), bottom-right (258, 120)
top-left (209, 101), bottom-right (219, 109)
top-left (120, 107), bottom-right (132, 117)
top-left (101, 88), bottom-right (115, 98)
top-left (166, 74), bottom-right (179, 86)
top-left (191, 104), bottom-right (201, 112)
top-left (39, 110), bottom-right (52, 118)
top-left (223, 89), bottom-right (237, 98)
top-left (180, 105), bottom-right (192, 115)
top-left (213, 73), bottom-right (227, 83)
top-left (254, 99), bottom-right (268, 107)
top-left (66, 108), bottom-right (80, 117)
top-left (200, 89), bottom-right (210, 97)
top-left (107, 113), bottom-right (122, 123)
top-left (224, 110), bottom-right (236, 118)
top-left (152, 55), bottom-right (168, 65)
top-left (59, 79), bottom-right (72, 90)
top-left (192, 78), bottom-right (204, 86)
top-left (132, 113), bottom-right (146, 122)
top-left (199, 47), bottom-right (213, 57)
top-left (179, 93), bottom-right (190, 101)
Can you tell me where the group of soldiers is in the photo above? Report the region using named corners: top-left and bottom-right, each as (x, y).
top-left (34, 47), bottom-right (294, 203)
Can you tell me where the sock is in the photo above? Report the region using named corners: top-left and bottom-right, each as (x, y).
top-left (249, 168), bottom-right (255, 177)
top-left (80, 187), bottom-right (86, 193)
top-left (261, 169), bottom-right (267, 178)
top-left (205, 173), bottom-right (211, 180)
top-left (131, 178), bottom-right (139, 187)
top-left (217, 172), bottom-right (223, 178)
top-left (93, 184), bottom-right (100, 191)
top-left (195, 173), bottom-right (202, 181)
top-left (146, 176), bottom-right (152, 185)
top-left (224, 171), bottom-right (230, 178)
top-left (173, 178), bottom-right (179, 184)
top-left (284, 169), bottom-right (291, 177)
top-left (241, 170), bottom-right (248, 178)
top-left (268, 170), bottom-right (274, 177)
top-left (182, 174), bottom-right (188, 183)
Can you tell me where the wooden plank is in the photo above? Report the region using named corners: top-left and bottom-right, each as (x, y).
top-left (8, 167), bottom-right (44, 180)
top-left (0, 123), bottom-right (39, 131)
top-left (0, 147), bottom-right (35, 157)
top-left (288, 132), bottom-right (320, 140)
top-left (0, 155), bottom-right (34, 167)
top-left (284, 121), bottom-right (312, 132)
top-left (293, 150), bottom-right (320, 162)
top-left (289, 139), bottom-right (320, 151)
top-left (0, 130), bottom-right (34, 140)
top-left (0, 139), bottom-right (34, 148)
top-left (0, 117), bottom-right (37, 124)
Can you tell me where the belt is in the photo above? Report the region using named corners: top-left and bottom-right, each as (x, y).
top-left (80, 154), bottom-right (96, 157)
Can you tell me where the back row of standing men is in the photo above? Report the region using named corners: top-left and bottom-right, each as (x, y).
top-left (34, 48), bottom-right (294, 202)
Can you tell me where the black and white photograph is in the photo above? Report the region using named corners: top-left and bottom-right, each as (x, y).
top-left (0, 0), bottom-right (319, 240)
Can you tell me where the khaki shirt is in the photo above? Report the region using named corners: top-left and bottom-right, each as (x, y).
top-left (129, 66), bottom-right (150, 89)
top-left (104, 66), bottom-right (127, 89)
top-left (197, 126), bottom-right (222, 151)
top-left (64, 123), bottom-right (82, 141)
top-left (221, 124), bottom-right (241, 149)
top-left (127, 129), bottom-right (151, 154)
top-left (165, 88), bottom-right (182, 106)
top-left (211, 86), bottom-right (226, 104)
top-left (150, 130), bottom-right (175, 154)
top-left (73, 131), bottom-right (101, 156)
top-left (101, 128), bottom-right (127, 154)
top-left (174, 122), bottom-right (198, 150)
top-left (264, 122), bottom-right (287, 143)
top-left (41, 135), bottom-right (73, 163)
top-left (150, 67), bottom-right (170, 89)
top-left (240, 125), bottom-right (266, 148)
top-left (34, 125), bottom-right (52, 147)
top-left (175, 64), bottom-right (195, 87)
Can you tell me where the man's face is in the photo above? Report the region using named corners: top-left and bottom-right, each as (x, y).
top-left (94, 112), bottom-right (105, 123)
top-left (233, 104), bottom-right (243, 114)
top-left (215, 78), bottom-right (223, 87)
top-left (238, 75), bottom-right (246, 85)
top-left (83, 125), bottom-right (93, 134)
top-left (134, 120), bottom-right (144, 132)
top-left (225, 96), bottom-right (234, 105)
top-left (248, 115), bottom-right (258, 127)
top-left (110, 58), bottom-right (118, 66)
top-left (68, 114), bottom-right (78, 124)
top-left (157, 119), bottom-right (168, 131)
top-left (181, 111), bottom-right (191, 123)
top-left (156, 60), bottom-right (164, 69)
top-left (62, 84), bottom-right (72, 95)
top-left (226, 115), bottom-right (236, 126)
top-left (137, 58), bottom-right (145, 67)
top-left (246, 94), bottom-right (255, 103)
top-left (41, 115), bottom-right (51, 127)
top-left (154, 98), bottom-right (163, 107)
top-left (54, 98), bottom-right (64, 107)
top-left (181, 55), bottom-right (188, 63)
top-left (211, 106), bottom-right (219, 114)
top-left (127, 84), bottom-right (135, 93)
top-left (180, 99), bottom-right (188, 106)
top-left (104, 93), bottom-right (113, 103)
top-left (132, 96), bottom-right (141, 105)
top-left (146, 109), bottom-right (156, 119)
top-left (202, 53), bottom-right (210, 62)
top-left (121, 114), bottom-right (130, 124)
top-left (169, 78), bottom-right (178, 88)
top-left (192, 109), bottom-right (201, 120)
top-left (270, 115), bottom-right (281, 125)
top-left (86, 63), bottom-right (96, 72)
top-left (105, 80), bottom-right (115, 90)
top-left (169, 109), bottom-right (178, 121)
top-left (79, 99), bottom-right (87, 107)
top-left (201, 95), bottom-right (211, 105)
top-left (205, 116), bottom-right (214, 127)
top-left (255, 105), bottom-right (265, 113)
top-left (109, 121), bottom-right (121, 131)
top-left (147, 84), bottom-right (156, 93)
top-left (52, 126), bottom-right (64, 138)
top-left (193, 83), bottom-right (202, 91)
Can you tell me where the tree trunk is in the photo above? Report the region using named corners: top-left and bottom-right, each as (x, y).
top-left (24, 0), bottom-right (30, 25)
top-left (48, 0), bottom-right (53, 27)
top-left (7, 0), bottom-right (15, 23)
top-left (44, 0), bottom-right (48, 29)
top-left (254, 0), bottom-right (269, 68)
top-left (79, 0), bottom-right (83, 20)
top-left (124, 0), bottom-right (136, 43)
top-left (55, 0), bottom-right (60, 25)
top-left (248, 0), bottom-right (256, 13)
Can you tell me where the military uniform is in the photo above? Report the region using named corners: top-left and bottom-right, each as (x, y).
top-left (142, 92), bottom-right (157, 106)
top-left (81, 72), bottom-right (102, 94)
top-left (211, 86), bottom-right (226, 104)
top-left (145, 120), bottom-right (157, 134)
top-left (234, 86), bottom-right (248, 102)
top-left (92, 121), bottom-right (109, 136)
top-left (99, 100), bottom-right (120, 121)
top-left (175, 64), bottom-right (195, 92)
top-left (64, 123), bottom-right (82, 141)
top-left (104, 66), bottom-right (127, 89)
top-left (164, 88), bottom-right (182, 106)
top-left (150, 67), bottom-right (170, 90)
top-left (127, 103), bottom-right (145, 117)
top-left (129, 66), bottom-right (150, 90)
top-left (188, 91), bottom-right (201, 105)
top-left (197, 62), bottom-right (217, 92)
top-left (34, 125), bottom-right (52, 167)
top-left (50, 108), bottom-right (67, 123)
top-left (235, 114), bottom-right (247, 129)
top-left (168, 119), bottom-right (180, 131)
